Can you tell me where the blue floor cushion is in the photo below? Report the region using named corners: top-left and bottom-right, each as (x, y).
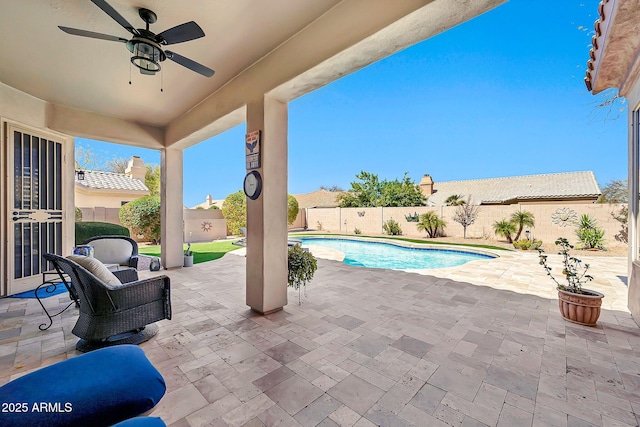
top-left (0, 345), bottom-right (166, 427)
top-left (113, 417), bottom-right (167, 426)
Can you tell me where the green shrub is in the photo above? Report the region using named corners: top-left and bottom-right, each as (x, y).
top-left (417, 212), bottom-right (446, 238)
top-left (317, 221), bottom-right (323, 231)
top-left (288, 195), bottom-right (299, 225)
top-left (513, 239), bottom-right (542, 250)
top-left (75, 221), bottom-right (129, 245)
top-left (222, 190), bottom-right (246, 235)
top-left (118, 195), bottom-right (161, 244)
top-left (383, 219), bottom-right (402, 236)
top-left (75, 207), bottom-right (82, 221)
top-left (208, 205), bottom-right (219, 209)
top-left (575, 214), bottom-right (606, 250)
top-left (354, 228), bottom-right (362, 235)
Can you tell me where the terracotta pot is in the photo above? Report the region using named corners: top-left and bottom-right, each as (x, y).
top-left (557, 288), bottom-right (604, 326)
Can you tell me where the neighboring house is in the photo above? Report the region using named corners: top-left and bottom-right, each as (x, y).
top-left (293, 189), bottom-right (343, 208)
top-left (191, 194), bottom-right (225, 210)
top-left (419, 171), bottom-right (601, 206)
top-left (76, 156), bottom-right (149, 221)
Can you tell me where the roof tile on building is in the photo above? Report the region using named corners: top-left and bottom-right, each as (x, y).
top-left (293, 189), bottom-right (342, 208)
top-left (76, 171), bottom-right (149, 192)
top-left (427, 171), bottom-right (601, 206)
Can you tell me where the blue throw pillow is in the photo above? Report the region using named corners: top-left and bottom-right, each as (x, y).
top-left (0, 345), bottom-right (166, 427)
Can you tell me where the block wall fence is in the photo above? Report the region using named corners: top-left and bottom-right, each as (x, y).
top-left (304, 203), bottom-right (628, 247)
top-left (79, 207), bottom-right (227, 243)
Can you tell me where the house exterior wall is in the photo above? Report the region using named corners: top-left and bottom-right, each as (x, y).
top-left (307, 203), bottom-right (627, 247)
top-left (75, 188), bottom-right (148, 209)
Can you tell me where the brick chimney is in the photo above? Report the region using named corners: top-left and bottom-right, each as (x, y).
top-left (125, 156), bottom-right (146, 182)
top-left (419, 174), bottom-right (434, 196)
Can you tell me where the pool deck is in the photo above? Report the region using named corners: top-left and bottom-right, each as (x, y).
top-left (0, 249), bottom-right (637, 426)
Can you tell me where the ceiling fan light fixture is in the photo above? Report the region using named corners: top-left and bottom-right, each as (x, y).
top-left (128, 38), bottom-right (165, 74)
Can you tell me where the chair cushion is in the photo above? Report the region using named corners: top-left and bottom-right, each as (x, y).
top-left (112, 417), bottom-right (167, 426)
top-left (67, 255), bottom-right (122, 287)
top-left (0, 345), bottom-right (166, 427)
top-left (90, 239), bottom-right (134, 265)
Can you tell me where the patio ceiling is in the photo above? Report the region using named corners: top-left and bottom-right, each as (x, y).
top-left (0, 0), bottom-right (506, 149)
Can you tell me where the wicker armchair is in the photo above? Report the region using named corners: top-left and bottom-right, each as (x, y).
top-left (82, 235), bottom-right (140, 269)
top-left (43, 253), bottom-right (171, 352)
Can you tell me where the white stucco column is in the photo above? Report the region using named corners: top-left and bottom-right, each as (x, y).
top-left (245, 96), bottom-right (288, 314)
top-left (161, 147), bottom-right (184, 269)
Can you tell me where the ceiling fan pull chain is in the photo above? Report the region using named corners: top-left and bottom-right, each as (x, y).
top-left (129, 53), bottom-right (132, 85)
top-left (161, 69), bottom-right (163, 93)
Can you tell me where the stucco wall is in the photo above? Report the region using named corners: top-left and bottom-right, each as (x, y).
top-left (184, 209), bottom-right (227, 243)
top-left (80, 207), bottom-right (227, 243)
top-left (76, 189), bottom-right (148, 209)
top-left (307, 203), bottom-right (628, 247)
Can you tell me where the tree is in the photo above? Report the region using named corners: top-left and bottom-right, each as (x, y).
top-left (319, 185), bottom-right (344, 192)
top-left (119, 195), bottom-right (161, 244)
top-left (379, 173), bottom-right (427, 207)
top-left (222, 190), bottom-right (246, 235)
top-left (493, 219), bottom-right (516, 243)
top-left (74, 145), bottom-right (101, 170)
top-left (576, 214), bottom-right (606, 250)
top-left (416, 212), bottom-right (446, 238)
top-left (452, 197), bottom-right (479, 238)
top-left (288, 195), bottom-right (299, 226)
top-left (598, 179), bottom-right (627, 203)
top-left (105, 158), bottom-right (129, 174)
top-left (510, 211), bottom-right (535, 241)
top-left (445, 195), bottom-right (465, 206)
top-left (337, 171), bottom-right (383, 207)
top-left (337, 171), bottom-right (426, 207)
top-left (145, 164), bottom-right (160, 197)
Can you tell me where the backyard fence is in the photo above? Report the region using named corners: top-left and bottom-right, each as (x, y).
top-left (305, 203), bottom-right (628, 247)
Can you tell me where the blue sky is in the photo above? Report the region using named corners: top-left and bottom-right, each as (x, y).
top-left (76, 0), bottom-right (627, 208)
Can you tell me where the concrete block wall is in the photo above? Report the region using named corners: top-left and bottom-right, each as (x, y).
top-left (306, 203), bottom-right (628, 247)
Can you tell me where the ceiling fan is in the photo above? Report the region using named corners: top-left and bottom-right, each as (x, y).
top-left (58, 0), bottom-right (214, 78)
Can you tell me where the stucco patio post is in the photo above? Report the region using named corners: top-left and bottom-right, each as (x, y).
top-left (161, 147), bottom-right (184, 269)
top-left (245, 96), bottom-right (288, 314)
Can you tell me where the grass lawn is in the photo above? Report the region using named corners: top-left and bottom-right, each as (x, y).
top-left (139, 240), bottom-right (241, 264)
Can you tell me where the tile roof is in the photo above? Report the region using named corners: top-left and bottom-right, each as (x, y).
top-left (76, 170), bottom-right (149, 192)
top-left (427, 171), bottom-right (601, 206)
top-left (293, 189), bottom-right (342, 208)
top-left (584, 0), bottom-right (611, 93)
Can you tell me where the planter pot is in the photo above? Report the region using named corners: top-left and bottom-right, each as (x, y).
top-left (557, 288), bottom-right (604, 326)
top-left (183, 255), bottom-right (194, 267)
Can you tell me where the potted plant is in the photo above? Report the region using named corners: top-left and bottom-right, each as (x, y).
top-left (288, 245), bottom-right (317, 304)
top-left (184, 243), bottom-right (194, 267)
top-left (538, 238), bottom-right (603, 326)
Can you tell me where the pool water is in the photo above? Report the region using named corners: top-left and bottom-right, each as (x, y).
top-left (301, 238), bottom-right (494, 270)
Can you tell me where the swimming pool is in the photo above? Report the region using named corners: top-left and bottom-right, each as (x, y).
top-left (300, 237), bottom-right (495, 270)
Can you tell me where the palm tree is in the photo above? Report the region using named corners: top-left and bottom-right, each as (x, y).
top-left (417, 212), bottom-right (446, 238)
top-left (445, 194), bottom-right (466, 206)
top-left (493, 219), bottom-right (516, 243)
top-left (510, 211), bottom-right (535, 241)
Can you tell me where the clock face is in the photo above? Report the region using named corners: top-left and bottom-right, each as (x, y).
top-left (244, 171), bottom-right (262, 200)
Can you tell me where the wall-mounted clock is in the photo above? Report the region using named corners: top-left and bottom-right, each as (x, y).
top-left (243, 170), bottom-right (262, 200)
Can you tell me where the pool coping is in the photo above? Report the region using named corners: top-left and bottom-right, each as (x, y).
top-left (300, 235), bottom-right (502, 267)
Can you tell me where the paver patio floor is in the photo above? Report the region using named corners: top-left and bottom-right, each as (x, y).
top-left (1, 249), bottom-right (639, 426)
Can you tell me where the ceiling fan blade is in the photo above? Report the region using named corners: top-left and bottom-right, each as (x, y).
top-left (157, 21), bottom-right (205, 45)
top-left (166, 51), bottom-right (214, 77)
top-left (58, 26), bottom-right (128, 43)
top-left (91, 0), bottom-right (137, 35)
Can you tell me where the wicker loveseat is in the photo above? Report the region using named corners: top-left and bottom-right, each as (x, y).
top-left (43, 253), bottom-right (171, 352)
top-left (82, 235), bottom-right (140, 269)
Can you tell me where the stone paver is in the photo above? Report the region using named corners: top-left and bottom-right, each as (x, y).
top-left (0, 250), bottom-right (637, 426)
